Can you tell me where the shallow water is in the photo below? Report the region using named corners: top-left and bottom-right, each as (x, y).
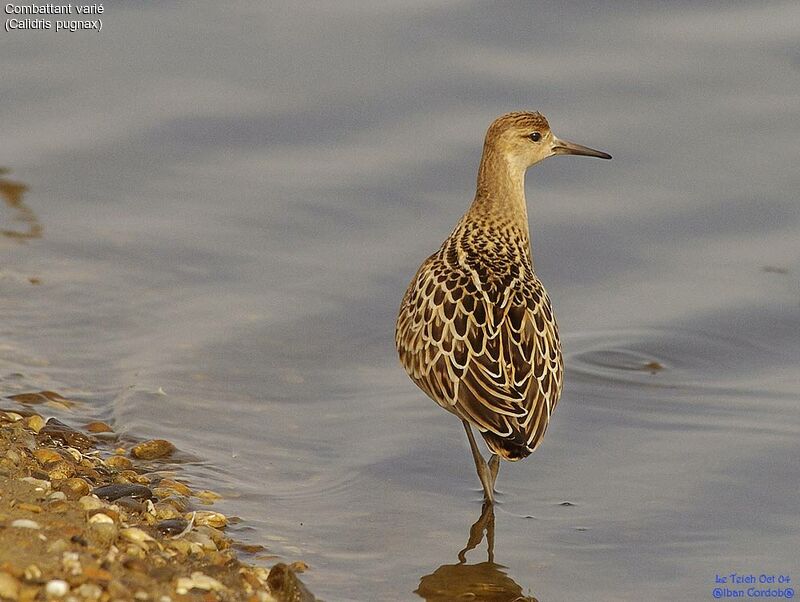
top-left (2, 2), bottom-right (799, 600)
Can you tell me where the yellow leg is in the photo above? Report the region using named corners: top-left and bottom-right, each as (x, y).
top-left (462, 420), bottom-right (495, 504)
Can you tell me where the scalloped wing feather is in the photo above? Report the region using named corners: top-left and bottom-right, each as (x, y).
top-left (396, 255), bottom-right (563, 460)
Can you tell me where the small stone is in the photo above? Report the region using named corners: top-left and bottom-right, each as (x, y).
top-left (93, 483), bottom-right (153, 502)
top-left (175, 572), bottom-right (226, 594)
top-left (85, 421), bottom-right (113, 433)
top-left (82, 567), bottom-right (112, 583)
top-left (60, 478), bottom-right (90, 499)
top-left (20, 476), bottom-right (51, 491)
top-left (113, 496), bottom-right (145, 514)
top-left (88, 513), bottom-right (114, 524)
top-left (23, 564), bottom-right (42, 581)
top-left (61, 551), bottom-right (82, 576)
top-left (120, 527), bottom-right (155, 546)
top-left (10, 519), bottom-right (40, 529)
top-left (47, 461), bottom-right (76, 481)
top-left (47, 539), bottom-right (69, 554)
top-left (104, 455), bottom-right (133, 470)
top-left (130, 439), bottom-right (175, 460)
top-left (194, 490), bottom-right (222, 504)
top-left (48, 491), bottom-right (67, 501)
top-left (0, 572), bottom-right (21, 600)
top-left (16, 502), bottom-right (42, 513)
top-left (192, 511), bottom-right (227, 529)
top-left (37, 418), bottom-right (94, 450)
top-left (267, 563), bottom-right (315, 602)
top-left (155, 518), bottom-right (188, 536)
top-left (157, 479), bottom-right (192, 496)
top-left (185, 531), bottom-right (217, 551)
top-left (107, 580), bottom-right (130, 599)
top-left (47, 499), bottom-right (70, 513)
top-left (157, 495), bottom-right (188, 513)
top-left (45, 579), bottom-right (69, 598)
top-left (153, 502), bottom-right (182, 520)
top-left (115, 470), bottom-right (151, 485)
top-left (62, 448), bottom-right (82, 463)
top-left (84, 522), bottom-right (118, 550)
top-left (76, 582), bottom-right (103, 600)
top-left (34, 448), bottom-right (64, 466)
top-left (24, 414), bottom-right (45, 433)
top-left (5, 449), bottom-right (21, 464)
top-left (78, 496), bottom-right (107, 512)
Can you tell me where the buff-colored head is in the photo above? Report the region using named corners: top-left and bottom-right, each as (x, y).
top-left (484, 111), bottom-right (611, 170)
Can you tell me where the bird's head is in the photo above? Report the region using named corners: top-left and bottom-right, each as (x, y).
top-left (484, 111), bottom-right (611, 170)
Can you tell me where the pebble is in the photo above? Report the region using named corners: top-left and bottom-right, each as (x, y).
top-left (157, 478), bottom-right (191, 496)
top-left (23, 564), bottom-right (42, 581)
top-left (25, 414), bottom-right (45, 433)
top-left (82, 567), bottom-right (112, 583)
top-left (104, 455), bottom-right (133, 470)
top-left (185, 531), bottom-right (217, 552)
top-left (85, 421), bottom-right (113, 433)
top-left (44, 579), bottom-right (70, 598)
top-left (267, 563), bottom-right (315, 602)
top-left (61, 551), bottom-right (82, 576)
top-left (33, 448), bottom-right (64, 465)
top-left (62, 447), bottom-right (82, 462)
top-left (37, 418), bottom-right (94, 450)
top-left (192, 511), bottom-right (227, 529)
top-left (10, 518), bottom-right (41, 529)
top-left (175, 571), bottom-right (226, 594)
top-left (93, 483), bottom-right (153, 501)
top-left (120, 527), bottom-right (155, 546)
top-left (0, 572), bottom-right (20, 600)
top-left (85, 522), bottom-right (118, 550)
top-left (60, 477), bottom-right (90, 499)
top-left (16, 502), bottom-right (42, 513)
top-left (155, 518), bottom-right (188, 536)
top-left (20, 476), bottom-right (51, 491)
top-left (114, 495), bottom-right (146, 513)
top-left (78, 496), bottom-right (107, 512)
top-left (195, 489), bottom-right (222, 504)
top-left (46, 461), bottom-right (76, 481)
top-left (88, 512), bottom-right (114, 524)
top-left (76, 582), bottom-right (103, 600)
top-left (48, 491), bottom-right (67, 501)
top-left (130, 439), bottom-right (176, 460)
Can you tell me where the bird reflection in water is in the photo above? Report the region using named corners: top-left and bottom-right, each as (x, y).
top-left (415, 503), bottom-right (538, 601)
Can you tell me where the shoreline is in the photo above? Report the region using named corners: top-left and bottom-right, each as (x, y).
top-left (0, 403), bottom-right (316, 601)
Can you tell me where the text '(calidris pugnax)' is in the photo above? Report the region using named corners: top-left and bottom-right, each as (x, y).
top-left (396, 112), bottom-right (611, 503)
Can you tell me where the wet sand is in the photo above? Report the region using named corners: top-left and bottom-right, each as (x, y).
top-left (0, 406), bottom-right (315, 602)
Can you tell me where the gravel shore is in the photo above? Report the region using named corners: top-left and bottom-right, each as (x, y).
top-left (0, 404), bottom-right (316, 602)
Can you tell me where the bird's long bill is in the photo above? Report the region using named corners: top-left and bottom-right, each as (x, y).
top-left (552, 137), bottom-right (612, 159)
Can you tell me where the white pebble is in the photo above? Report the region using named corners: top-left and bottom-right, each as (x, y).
top-left (88, 513), bottom-right (114, 524)
top-left (10, 519), bottom-right (40, 529)
top-left (45, 579), bottom-right (69, 597)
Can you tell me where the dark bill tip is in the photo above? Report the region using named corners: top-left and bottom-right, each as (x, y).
top-left (552, 138), bottom-right (612, 160)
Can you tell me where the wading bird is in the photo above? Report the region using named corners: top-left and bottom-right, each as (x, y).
top-left (396, 112), bottom-right (611, 503)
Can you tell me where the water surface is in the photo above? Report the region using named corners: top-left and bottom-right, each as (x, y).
top-left (2, 2), bottom-right (799, 600)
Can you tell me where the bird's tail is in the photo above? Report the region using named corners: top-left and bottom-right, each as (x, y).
top-left (482, 429), bottom-right (532, 461)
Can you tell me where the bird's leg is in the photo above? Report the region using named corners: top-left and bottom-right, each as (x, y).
top-left (462, 420), bottom-right (495, 504)
top-left (488, 453), bottom-right (500, 490)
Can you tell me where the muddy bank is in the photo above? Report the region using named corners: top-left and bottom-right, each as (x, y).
top-left (0, 405), bottom-right (315, 602)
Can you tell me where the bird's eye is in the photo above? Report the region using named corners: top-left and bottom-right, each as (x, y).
top-left (529, 132), bottom-right (542, 142)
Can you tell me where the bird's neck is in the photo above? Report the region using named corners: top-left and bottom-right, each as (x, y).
top-left (467, 145), bottom-right (530, 239)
